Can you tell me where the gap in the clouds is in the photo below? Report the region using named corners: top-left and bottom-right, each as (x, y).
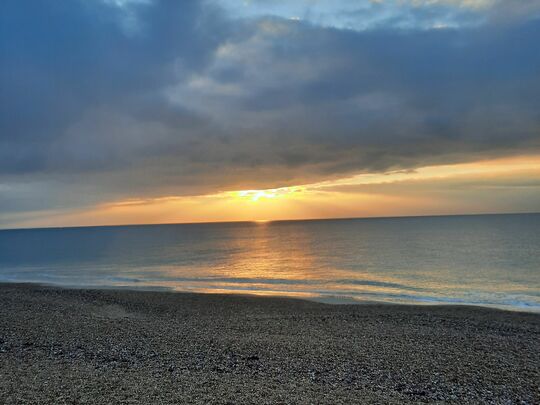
top-left (211, 0), bottom-right (490, 32)
top-left (3, 155), bottom-right (539, 230)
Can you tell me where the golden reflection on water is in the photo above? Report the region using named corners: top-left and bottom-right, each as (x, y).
top-left (132, 222), bottom-right (440, 300)
top-left (92, 216), bottom-right (540, 310)
top-left (209, 221), bottom-right (319, 282)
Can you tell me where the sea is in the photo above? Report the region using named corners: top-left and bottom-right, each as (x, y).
top-left (1, 213), bottom-right (539, 312)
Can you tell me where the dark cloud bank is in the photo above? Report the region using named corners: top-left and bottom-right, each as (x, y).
top-left (1, 0), bottom-right (539, 216)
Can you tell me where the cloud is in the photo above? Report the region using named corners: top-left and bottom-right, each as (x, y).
top-left (0, 0), bottom-right (539, 224)
top-left (213, 0), bottom-right (540, 31)
top-left (4, 156), bottom-right (538, 229)
top-left (214, 0), bottom-right (485, 31)
top-left (166, 15), bottom-right (540, 173)
top-left (0, 0), bottom-right (222, 173)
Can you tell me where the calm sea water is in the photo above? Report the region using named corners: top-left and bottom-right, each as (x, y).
top-left (1, 214), bottom-right (539, 312)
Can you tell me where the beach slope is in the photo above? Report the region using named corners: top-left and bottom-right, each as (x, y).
top-left (0, 283), bottom-right (538, 404)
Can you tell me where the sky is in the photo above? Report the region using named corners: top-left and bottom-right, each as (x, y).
top-left (1, 0), bottom-right (539, 228)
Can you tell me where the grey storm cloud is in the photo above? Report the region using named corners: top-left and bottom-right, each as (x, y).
top-left (1, 0), bottom-right (539, 215)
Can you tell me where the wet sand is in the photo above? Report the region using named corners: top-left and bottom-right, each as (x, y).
top-left (0, 283), bottom-right (538, 404)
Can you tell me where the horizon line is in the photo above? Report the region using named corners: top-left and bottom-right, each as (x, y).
top-left (1, 211), bottom-right (539, 232)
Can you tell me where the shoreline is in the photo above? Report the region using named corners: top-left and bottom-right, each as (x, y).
top-left (1, 282), bottom-right (539, 403)
top-left (1, 280), bottom-right (538, 315)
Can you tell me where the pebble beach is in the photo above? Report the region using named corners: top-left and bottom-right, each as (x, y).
top-left (1, 283), bottom-right (539, 404)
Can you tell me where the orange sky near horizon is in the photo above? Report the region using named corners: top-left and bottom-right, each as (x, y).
top-left (7, 154), bottom-right (540, 229)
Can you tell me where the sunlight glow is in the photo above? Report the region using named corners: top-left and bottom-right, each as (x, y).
top-left (10, 155), bottom-right (540, 229)
top-left (230, 186), bottom-right (305, 202)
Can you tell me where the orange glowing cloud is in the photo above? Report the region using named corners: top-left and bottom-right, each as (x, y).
top-left (10, 155), bottom-right (540, 229)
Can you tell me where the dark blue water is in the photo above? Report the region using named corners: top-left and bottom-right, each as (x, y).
top-left (1, 214), bottom-right (539, 312)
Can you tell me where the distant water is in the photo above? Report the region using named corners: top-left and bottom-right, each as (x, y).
top-left (1, 214), bottom-right (539, 312)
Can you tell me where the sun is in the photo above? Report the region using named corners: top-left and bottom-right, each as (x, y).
top-left (237, 190), bottom-right (277, 201)
top-left (231, 186), bottom-right (304, 202)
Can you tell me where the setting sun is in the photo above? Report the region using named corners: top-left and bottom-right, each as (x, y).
top-left (230, 186), bottom-right (305, 202)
